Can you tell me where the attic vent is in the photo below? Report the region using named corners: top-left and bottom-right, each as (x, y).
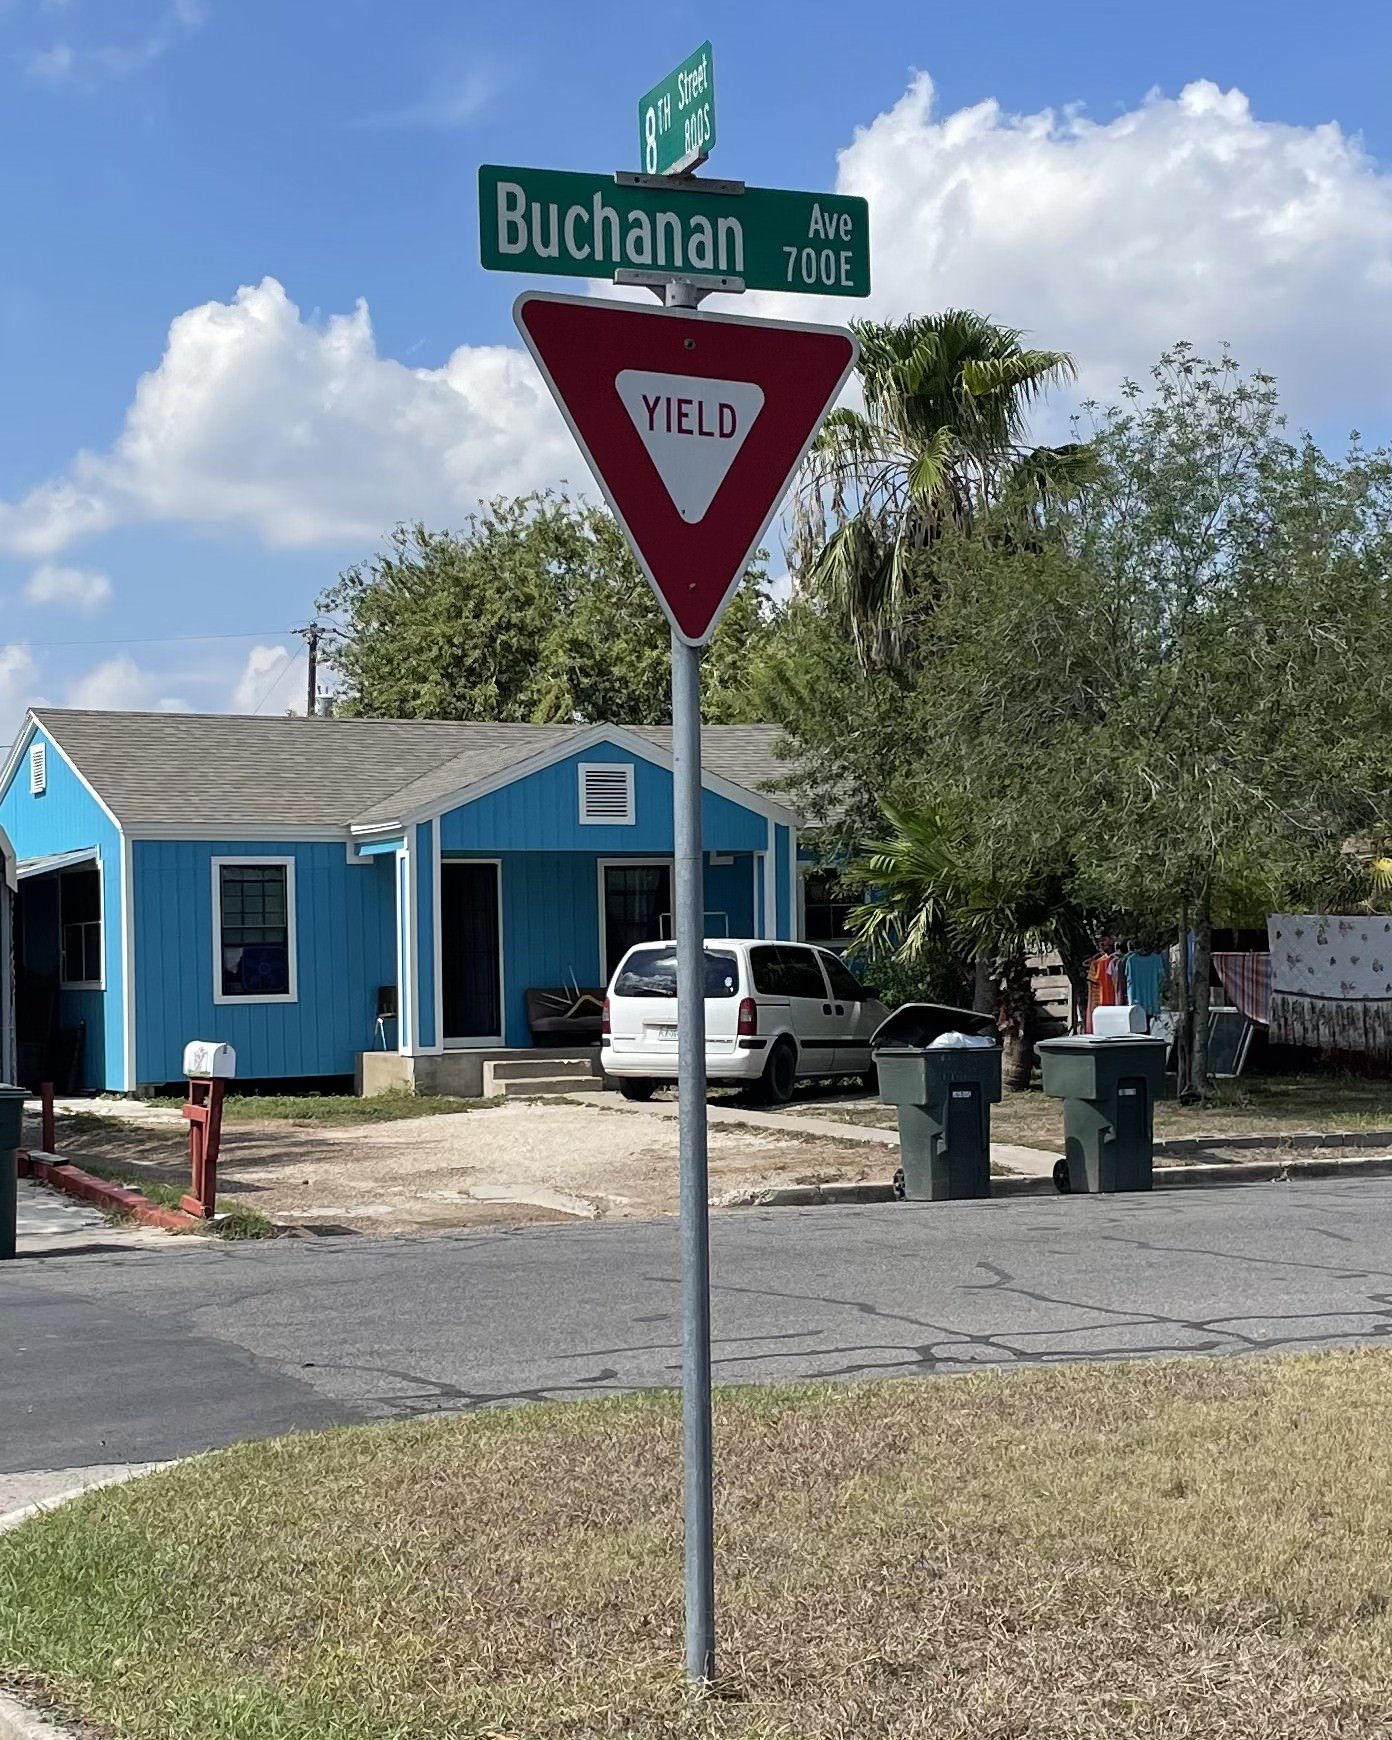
top-left (579, 763), bottom-right (634, 826)
top-left (28, 742), bottom-right (46, 796)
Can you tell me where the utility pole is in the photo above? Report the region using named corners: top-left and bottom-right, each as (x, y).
top-left (295, 622), bottom-right (321, 715)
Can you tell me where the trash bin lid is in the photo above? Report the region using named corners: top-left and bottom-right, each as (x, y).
top-left (1036, 1035), bottom-right (1168, 1052)
top-left (871, 1002), bottom-right (997, 1051)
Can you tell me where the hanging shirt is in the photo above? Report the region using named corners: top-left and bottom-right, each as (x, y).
top-left (1126, 952), bottom-right (1165, 1016)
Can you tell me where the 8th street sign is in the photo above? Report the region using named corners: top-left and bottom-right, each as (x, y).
top-left (639, 41), bottom-right (715, 176)
top-left (479, 164), bottom-right (870, 297)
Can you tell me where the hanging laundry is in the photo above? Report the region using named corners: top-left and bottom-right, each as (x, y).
top-left (1125, 951), bottom-right (1166, 1016)
top-left (1269, 915), bottom-right (1392, 1054)
top-left (1212, 952), bottom-right (1271, 1026)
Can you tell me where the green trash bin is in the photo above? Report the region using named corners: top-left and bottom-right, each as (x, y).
top-left (873, 1004), bottom-right (1001, 1201)
top-left (0, 1084), bottom-right (27, 1261)
top-left (1036, 1035), bottom-right (1168, 1193)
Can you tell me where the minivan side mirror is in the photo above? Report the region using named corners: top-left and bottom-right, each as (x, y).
top-left (860, 985), bottom-right (880, 1000)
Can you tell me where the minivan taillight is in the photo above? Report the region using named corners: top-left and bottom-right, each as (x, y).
top-left (601, 996), bottom-right (611, 1037)
top-left (737, 997), bottom-right (758, 1037)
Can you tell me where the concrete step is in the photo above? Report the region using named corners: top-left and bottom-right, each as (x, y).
top-left (494, 1076), bottom-right (602, 1100)
top-left (483, 1056), bottom-right (597, 1096)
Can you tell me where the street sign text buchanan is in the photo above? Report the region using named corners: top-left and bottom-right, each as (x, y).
top-left (479, 164), bottom-right (870, 297)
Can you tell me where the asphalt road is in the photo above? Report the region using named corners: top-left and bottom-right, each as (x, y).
top-left (6, 1178), bottom-right (1392, 1476)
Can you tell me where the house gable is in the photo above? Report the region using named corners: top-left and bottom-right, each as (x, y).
top-left (436, 737), bottom-right (769, 854)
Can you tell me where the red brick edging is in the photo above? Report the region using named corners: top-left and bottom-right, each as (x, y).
top-left (18, 1150), bottom-right (199, 1233)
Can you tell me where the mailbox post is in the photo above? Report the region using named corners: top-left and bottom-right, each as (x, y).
top-left (180, 1041), bottom-right (236, 1220)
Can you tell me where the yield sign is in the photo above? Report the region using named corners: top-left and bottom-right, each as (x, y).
top-left (514, 292), bottom-right (858, 645)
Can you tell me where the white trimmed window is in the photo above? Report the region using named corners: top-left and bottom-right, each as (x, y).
top-left (212, 857), bottom-right (298, 1004)
top-left (578, 763), bottom-right (635, 826)
top-left (59, 867), bottom-right (103, 988)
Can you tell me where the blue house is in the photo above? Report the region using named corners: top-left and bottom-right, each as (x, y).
top-left (0, 709), bottom-right (802, 1094)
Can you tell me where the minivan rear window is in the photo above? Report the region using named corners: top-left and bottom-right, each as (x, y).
top-left (613, 947), bottom-right (739, 998)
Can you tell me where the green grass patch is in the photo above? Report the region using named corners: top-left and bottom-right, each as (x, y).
top-left (5, 1351), bottom-right (1392, 1737)
top-left (138, 1088), bottom-right (498, 1125)
top-left (63, 1158), bottom-right (276, 1240)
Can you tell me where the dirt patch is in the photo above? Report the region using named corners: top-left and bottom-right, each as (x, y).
top-left (44, 1099), bottom-right (884, 1235)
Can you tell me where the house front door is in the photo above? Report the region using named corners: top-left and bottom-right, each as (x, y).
top-left (602, 862), bottom-right (672, 981)
top-left (441, 861), bottom-right (503, 1041)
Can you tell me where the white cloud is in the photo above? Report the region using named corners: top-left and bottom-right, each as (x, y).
top-left (355, 66), bottom-right (498, 130)
top-left (0, 277), bottom-right (573, 557)
top-left (0, 646), bottom-right (40, 744)
top-left (65, 656), bottom-right (188, 713)
top-left (230, 643), bottom-right (308, 715)
top-left (7, 77), bottom-right (1392, 566)
top-left (751, 74), bottom-right (1392, 433)
top-left (25, 0), bottom-right (204, 89)
top-left (23, 561), bottom-right (111, 612)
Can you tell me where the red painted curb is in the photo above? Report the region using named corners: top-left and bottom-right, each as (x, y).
top-left (19, 1150), bottom-right (199, 1233)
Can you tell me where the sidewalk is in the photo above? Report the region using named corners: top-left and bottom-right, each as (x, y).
top-left (8, 1177), bottom-right (182, 1258)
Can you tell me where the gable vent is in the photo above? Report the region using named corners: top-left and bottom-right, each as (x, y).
top-left (28, 741), bottom-right (46, 796)
top-left (579, 763), bottom-right (635, 826)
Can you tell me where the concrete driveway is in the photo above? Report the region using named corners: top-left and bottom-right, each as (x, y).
top-left (5, 1175), bottom-right (1392, 1497)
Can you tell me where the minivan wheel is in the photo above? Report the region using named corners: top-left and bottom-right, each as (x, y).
top-left (619, 1079), bottom-right (656, 1102)
top-left (757, 1040), bottom-right (798, 1106)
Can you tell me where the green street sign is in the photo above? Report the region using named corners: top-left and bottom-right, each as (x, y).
top-left (639, 41), bottom-right (715, 176)
top-left (478, 164), bottom-right (870, 297)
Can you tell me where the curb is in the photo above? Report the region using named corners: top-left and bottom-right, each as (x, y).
top-left (1152, 1127), bottom-right (1392, 1156)
top-left (728, 1151), bottom-right (1392, 1208)
top-left (17, 1152), bottom-right (198, 1234)
top-left (0, 1466), bottom-right (169, 1740)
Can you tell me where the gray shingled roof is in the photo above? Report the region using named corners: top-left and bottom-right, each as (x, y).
top-left (29, 710), bottom-right (795, 832)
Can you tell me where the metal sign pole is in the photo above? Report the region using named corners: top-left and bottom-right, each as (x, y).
top-left (665, 272), bottom-right (716, 1684)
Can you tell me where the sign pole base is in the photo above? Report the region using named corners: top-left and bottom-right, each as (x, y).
top-left (672, 627), bottom-right (716, 1684)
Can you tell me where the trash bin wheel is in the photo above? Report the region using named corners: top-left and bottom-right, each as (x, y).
top-left (892, 1166), bottom-right (906, 1200)
top-left (755, 1039), bottom-right (797, 1106)
top-left (1053, 1158), bottom-right (1071, 1194)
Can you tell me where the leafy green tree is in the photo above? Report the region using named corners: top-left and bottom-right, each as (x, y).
top-left (319, 493), bottom-right (776, 726)
top-left (888, 348), bottom-right (1392, 1092)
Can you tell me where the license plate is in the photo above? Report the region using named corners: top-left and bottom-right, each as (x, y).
top-left (651, 1025), bottom-right (678, 1042)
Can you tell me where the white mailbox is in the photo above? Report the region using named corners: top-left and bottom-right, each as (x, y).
top-left (1093, 1004), bottom-right (1149, 1038)
top-left (183, 1039), bottom-right (237, 1079)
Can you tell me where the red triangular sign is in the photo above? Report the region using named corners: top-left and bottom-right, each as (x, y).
top-left (515, 292), bottom-right (858, 645)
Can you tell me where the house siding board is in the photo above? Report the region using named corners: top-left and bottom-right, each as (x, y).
top-left (0, 726), bottom-right (125, 1089)
top-left (437, 743), bottom-right (766, 854)
top-left (133, 840), bottom-right (394, 1084)
top-left (704, 855), bottom-right (755, 940)
top-left (445, 849), bottom-right (757, 1048)
top-left (775, 826), bottom-right (792, 941)
top-left (415, 821), bottom-right (437, 1050)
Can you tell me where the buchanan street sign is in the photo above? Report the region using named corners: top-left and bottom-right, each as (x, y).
top-left (479, 163), bottom-right (870, 297)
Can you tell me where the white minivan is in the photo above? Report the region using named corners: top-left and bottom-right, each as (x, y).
top-left (601, 937), bottom-right (889, 1104)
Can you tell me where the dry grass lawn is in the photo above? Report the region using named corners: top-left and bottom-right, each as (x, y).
top-left (795, 1072), bottom-right (1392, 1149)
top-left (5, 1351), bottom-right (1392, 1737)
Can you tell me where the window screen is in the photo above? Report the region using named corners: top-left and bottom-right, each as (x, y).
top-left (59, 868), bottom-right (101, 984)
top-left (219, 863), bottom-right (291, 997)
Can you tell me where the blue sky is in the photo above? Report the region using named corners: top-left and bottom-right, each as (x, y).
top-left (2, 0), bottom-right (1392, 740)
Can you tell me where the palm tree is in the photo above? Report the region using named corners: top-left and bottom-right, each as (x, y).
top-left (849, 805), bottom-right (1094, 1091)
top-left (791, 310), bottom-right (1084, 667)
